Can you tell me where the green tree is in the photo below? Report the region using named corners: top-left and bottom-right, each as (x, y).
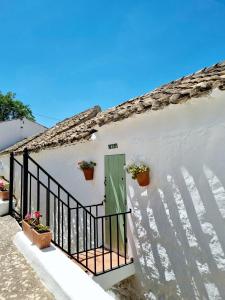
top-left (0, 91), bottom-right (35, 121)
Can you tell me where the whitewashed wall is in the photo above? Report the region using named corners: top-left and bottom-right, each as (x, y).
top-left (0, 118), bottom-right (46, 151)
top-left (1, 89), bottom-right (225, 299)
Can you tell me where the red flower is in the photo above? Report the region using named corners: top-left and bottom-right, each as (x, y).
top-left (34, 211), bottom-right (42, 219)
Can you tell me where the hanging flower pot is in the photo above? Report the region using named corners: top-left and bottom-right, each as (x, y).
top-left (126, 163), bottom-right (150, 187)
top-left (83, 167), bottom-right (94, 180)
top-left (78, 161), bottom-right (96, 181)
top-left (136, 170), bottom-right (150, 187)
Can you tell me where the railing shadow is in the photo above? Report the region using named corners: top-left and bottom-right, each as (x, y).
top-left (128, 164), bottom-right (225, 299)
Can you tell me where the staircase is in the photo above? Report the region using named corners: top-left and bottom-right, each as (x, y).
top-left (8, 149), bottom-right (134, 283)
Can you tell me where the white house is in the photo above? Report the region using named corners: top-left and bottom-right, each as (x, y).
top-left (1, 61), bottom-right (225, 299)
top-left (0, 118), bottom-right (46, 151)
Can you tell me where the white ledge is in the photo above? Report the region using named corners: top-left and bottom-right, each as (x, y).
top-left (14, 232), bottom-right (113, 300)
top-left (0, 199), bottom-right (15, 217)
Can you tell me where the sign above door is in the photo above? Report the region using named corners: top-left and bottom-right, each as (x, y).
top-left (108, 143), bottom-right (118, 149)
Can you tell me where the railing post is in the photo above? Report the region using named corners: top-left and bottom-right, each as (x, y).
top-left (46, 177), bottom-right (50, 226)
top-left (68, 206), bottom-right (71, 254)
top-left (94, 217), bottom-right (97, 275)
top-left (123, 213), bottom-right (127, 264)
top-left (9, 152), bottom-right (14, 215)
top-left (22, 148), bottom-right (29, 219)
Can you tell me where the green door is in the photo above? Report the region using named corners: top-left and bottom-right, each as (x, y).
top-left (104, 154), bottom-right (126, 253)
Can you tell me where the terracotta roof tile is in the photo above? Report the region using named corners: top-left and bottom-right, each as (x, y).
top-left (2, 60), bottom-right (225, 155)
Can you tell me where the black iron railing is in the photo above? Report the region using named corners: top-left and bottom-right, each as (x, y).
top-left (9, 152), bottom-right (23, 219)
top-left (9, 148), bottom-right (132, 275)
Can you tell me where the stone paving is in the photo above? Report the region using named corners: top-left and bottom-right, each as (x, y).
top-left (0, 216), bottom-right (54, 300)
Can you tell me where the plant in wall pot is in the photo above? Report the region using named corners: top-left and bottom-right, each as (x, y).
top-left (126, 163), bottom-right (150, 187)
top-left (0, 179), bottom-right (9, 200)
top-left (78, 161), bottom-right (96, 180)
top-left (22, 211), bottom-right (52, 249)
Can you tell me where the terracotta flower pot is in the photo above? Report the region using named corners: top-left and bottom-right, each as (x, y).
top-left (22, 220), bottom-right (34, 242)
top-left (136, 171), bottom-right (150, 187)
top-left (83, 167), bottom-right (94, 180)
top-left (32, 229), bottom-right (52, 249)
top-left (0, 191), bottom-right (9, 201)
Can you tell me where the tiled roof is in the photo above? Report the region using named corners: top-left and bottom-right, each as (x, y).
top-left (2, 106), bottom-right (101, 154)
top-left (2, 60), bottom-right (225, 155)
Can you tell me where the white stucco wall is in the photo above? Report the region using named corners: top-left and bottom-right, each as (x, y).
top-left (0, 118), bottom-right (46, 151)
top-left (1, 89), bottom-right (225, 299)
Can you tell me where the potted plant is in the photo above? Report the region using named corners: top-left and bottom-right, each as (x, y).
top-left (126, 163), bottom-right (150, 187)
top-left (78, 160), bottom-right (96, 180)
top-left (22, 211), bottom-right (52, 249)
top-left (32, 223), bottom-right (52, 249)
top-left (0, 179), bottom-right (9, 200)
top-left (22, 213), bottom-right (35, 241)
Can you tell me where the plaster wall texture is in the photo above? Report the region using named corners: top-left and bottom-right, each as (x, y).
top-left (1, 89), bottom-right (225, 299)
top-left (0, 118), bottom-right (46, 151)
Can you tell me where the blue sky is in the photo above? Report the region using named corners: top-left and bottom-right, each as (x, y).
top-left (0, 0), bottom-right (225, 127)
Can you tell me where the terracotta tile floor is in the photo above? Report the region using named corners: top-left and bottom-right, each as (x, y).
top-left (73, 248), bottom-right (129, 274)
